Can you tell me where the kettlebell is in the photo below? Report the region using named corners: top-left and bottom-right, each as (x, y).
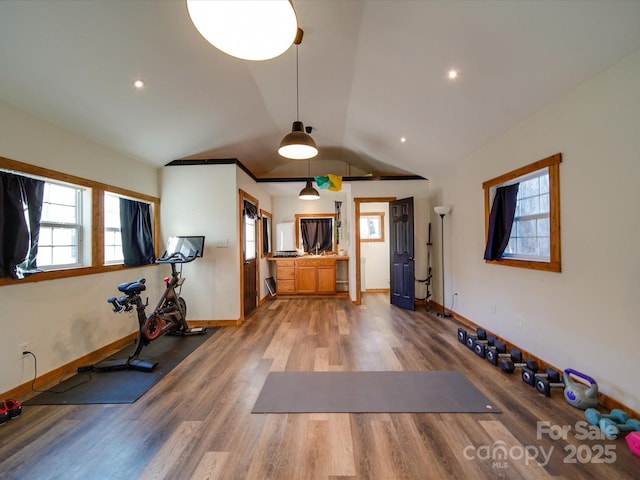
top-left (563, 368), bottom-right (599, 410)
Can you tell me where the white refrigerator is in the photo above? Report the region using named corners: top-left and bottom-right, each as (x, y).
top-left (275, 222), bottom-right (296, 251)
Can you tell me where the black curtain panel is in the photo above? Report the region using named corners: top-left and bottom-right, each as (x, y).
top-left (17, 176), bottom-right (45, 276)
top-left (483, 183), bottom-right (519, 261)
top-left (120, 198), bottom-right (155, 267)
top-left (262, 218), bottom-right (269, 254)
top-left (0, 172), bottom-right (44, 279)
top-left (243, 200), bottom-right (259, 220)
top-left (301, 218), bottom-right (333, 253)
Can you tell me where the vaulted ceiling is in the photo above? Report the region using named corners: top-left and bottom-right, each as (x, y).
top-left (1, 1), bottom-right (640, 182)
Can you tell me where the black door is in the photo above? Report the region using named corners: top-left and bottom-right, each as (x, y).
top-left (389, 197), bottom-right (415, 310)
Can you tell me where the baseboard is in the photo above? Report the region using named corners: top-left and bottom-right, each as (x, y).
top-left (189, 319), bottom-right (239, 327)
top-left (2, 319), bottom-right (236, 401)
top-left (1, 332), bottom-right (138, 402)
top-left (364, 288), bottom-right (390, 293)
top-left (431, 302), bottom-right (640, 419)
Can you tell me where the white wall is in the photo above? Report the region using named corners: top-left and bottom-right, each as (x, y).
top-left (429, 48), bottom-right (640, 410)
top-left (160, 163), bottom-right (240, 321)
top-left (360, 202), bottom-right (390, 291)
top-left (0, 100), bottom-right (162, 395)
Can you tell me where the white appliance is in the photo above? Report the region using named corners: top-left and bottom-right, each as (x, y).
top-left (275, 222), bottom-right (296, 251)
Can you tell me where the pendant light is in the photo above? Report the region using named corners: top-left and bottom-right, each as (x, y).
top-left (299, 159), bottom-right (319, 200)
top-left (278, 29), bottom-right (318, 160)
top-left (186, 0), bottom-right (298, 61)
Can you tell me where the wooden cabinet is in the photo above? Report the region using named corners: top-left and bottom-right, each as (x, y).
top-left (317, 264), bottom-right (336, 293)
top-left (270, 257), bottom-right (346, 295)
top-left (275, 259), bottom-right (296, 294)
top-left (295, 258), bottom-right (336, 294)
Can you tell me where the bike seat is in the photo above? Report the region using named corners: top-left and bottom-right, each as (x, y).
top-left (117, 279), bottom-right (146, 295)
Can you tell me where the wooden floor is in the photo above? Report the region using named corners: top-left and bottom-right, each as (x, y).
top-left (0, 294), bottom-right (637, 479)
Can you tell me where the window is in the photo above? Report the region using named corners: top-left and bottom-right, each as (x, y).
top-left (295, 213), bottom-right (336, 254)
top-left (504, 170), bottom-right (549, 259)
top-left (482, 153), bottom-right (561, 272)
top-left (260, 209), bottom-right (272, 257)
top-left (104, 192), bottom-right (123, 264)
top-left (359, 212), bottom-right (385, 242)
top-left (0, 156), bottom-right (160, 285)
top-left (38, 182), bottom-right (83, 268)
top-left (245, 215), bottom-right (256, 260)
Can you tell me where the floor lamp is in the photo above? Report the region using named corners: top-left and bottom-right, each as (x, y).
top-left (434, 206), bottom-right (451, 318)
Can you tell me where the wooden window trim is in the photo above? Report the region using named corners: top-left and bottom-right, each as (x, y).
top-left (482, 153), bottom-right (562, 273)
top-left (295, 213), bottom-right (338, 254)
top-left (260, 209), bottom-right (272, 258)
top-left (0, 156), bottom-right (160, 286)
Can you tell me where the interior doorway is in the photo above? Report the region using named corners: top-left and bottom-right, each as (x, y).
top-left (239, 190), bottom-right (259, 320)
top-left (354, 196), bottom-right (396, 305)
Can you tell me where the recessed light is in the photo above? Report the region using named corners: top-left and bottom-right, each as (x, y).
top-left (132, 79), bottom-right (145, 89)
top-left (400, 137), bottom-right (407, 143)
top-left (448, 70), bottom-right (458, 80)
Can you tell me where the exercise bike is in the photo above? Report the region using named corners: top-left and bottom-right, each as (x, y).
top-left (84, 236), bottom-right (207, 373)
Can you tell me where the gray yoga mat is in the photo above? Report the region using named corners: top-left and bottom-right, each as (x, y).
top-left (252, 371), bottom-right (500, 413)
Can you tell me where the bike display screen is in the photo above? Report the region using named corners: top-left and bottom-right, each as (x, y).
top-left (161, 235), bottom-right (205, 260)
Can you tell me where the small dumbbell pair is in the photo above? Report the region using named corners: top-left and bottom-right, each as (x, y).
top-left (457, 327), bottom-right (496, 358)
top-left (585, 408), bottom-right (640, 439)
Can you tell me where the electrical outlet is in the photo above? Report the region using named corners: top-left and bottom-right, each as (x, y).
top-left (19, 341), bottom-right (30, 356)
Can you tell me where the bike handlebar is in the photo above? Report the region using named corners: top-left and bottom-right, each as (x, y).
top-left (156, 251), bottom-right (199, 264)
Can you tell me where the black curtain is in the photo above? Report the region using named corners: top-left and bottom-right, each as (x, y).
top-left (262, 217), bottom-right (270, 254)
top-left (483, 183), bottom-right (519, 261)
top-left (120, 198), bottom-right (155, 267)
top-left (243, 200), bottom-right (258, 220)
top-left (0, 172), bottom-right (44, 279)
top-left (301, 218), bottom-right (333, 253)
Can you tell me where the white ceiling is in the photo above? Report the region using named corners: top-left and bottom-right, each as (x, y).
top-left (1, 0), bottom-right (640, 182)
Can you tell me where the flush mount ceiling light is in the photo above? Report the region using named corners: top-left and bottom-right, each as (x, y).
top-left (278, 29), bottom-right (318, 160)
top-left (186, 0), bottom-right (298, 61)
top-left (298, 159), bottom-right (319, 200)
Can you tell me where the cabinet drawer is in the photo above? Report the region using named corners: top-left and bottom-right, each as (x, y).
top-left (277, 259), bottom-right (295, 267)
top-left (277, 279), bottom-right (295, 293)
top-left (297, 257), bottom-right (335, 267)
top-left (277, 267), bottom-right (295, 280)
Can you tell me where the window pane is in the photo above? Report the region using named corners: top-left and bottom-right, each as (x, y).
top-left (104, 193), bottom-right (123, 263)
top-left (42, 183), bottom-right (78, 223)
top-left (537, 217), bottom-right (550, 236)
top-left (539, 193), bottom-right (549, 213)
top-left (519, 178), bottom-right (539, 198)
top-left (52, 246), bottom-right (77, 265)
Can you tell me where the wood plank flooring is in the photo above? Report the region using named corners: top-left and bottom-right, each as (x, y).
top-left (0, 294), bottom-right (638, 479)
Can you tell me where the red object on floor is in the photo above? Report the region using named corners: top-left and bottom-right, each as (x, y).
top-left (0, 402), bottom-right (8, 425)
top-left (628, 431), bottom-right (640, 458)
top-left (4, 399), bottom-right (22, 419)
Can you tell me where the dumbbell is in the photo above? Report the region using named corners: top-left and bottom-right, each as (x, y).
top-left (523, 366), bottom-right (560, 388)
top-left (585, 408), bottom-right (640, 438)
top-left (627, 431), bottom-right (640, 458)
top-left (585, 408), bottom-right (629, 427)
top-left (473, 333), bottom-right (497, 358)
top-left (457, 327), bottom-right (486, 349)
top-left (461, 328), bottom-right (486, 350)
top-left (599, 417), bottom-right (640, 439)
top-left (499, 348), bottom-right (538, 374)
top-left (457, 327), bottom-right (468, 344)
top-left (486, 340), bottom-right (511, 366)
top-left (536, 370), bottom-right (565, 397)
